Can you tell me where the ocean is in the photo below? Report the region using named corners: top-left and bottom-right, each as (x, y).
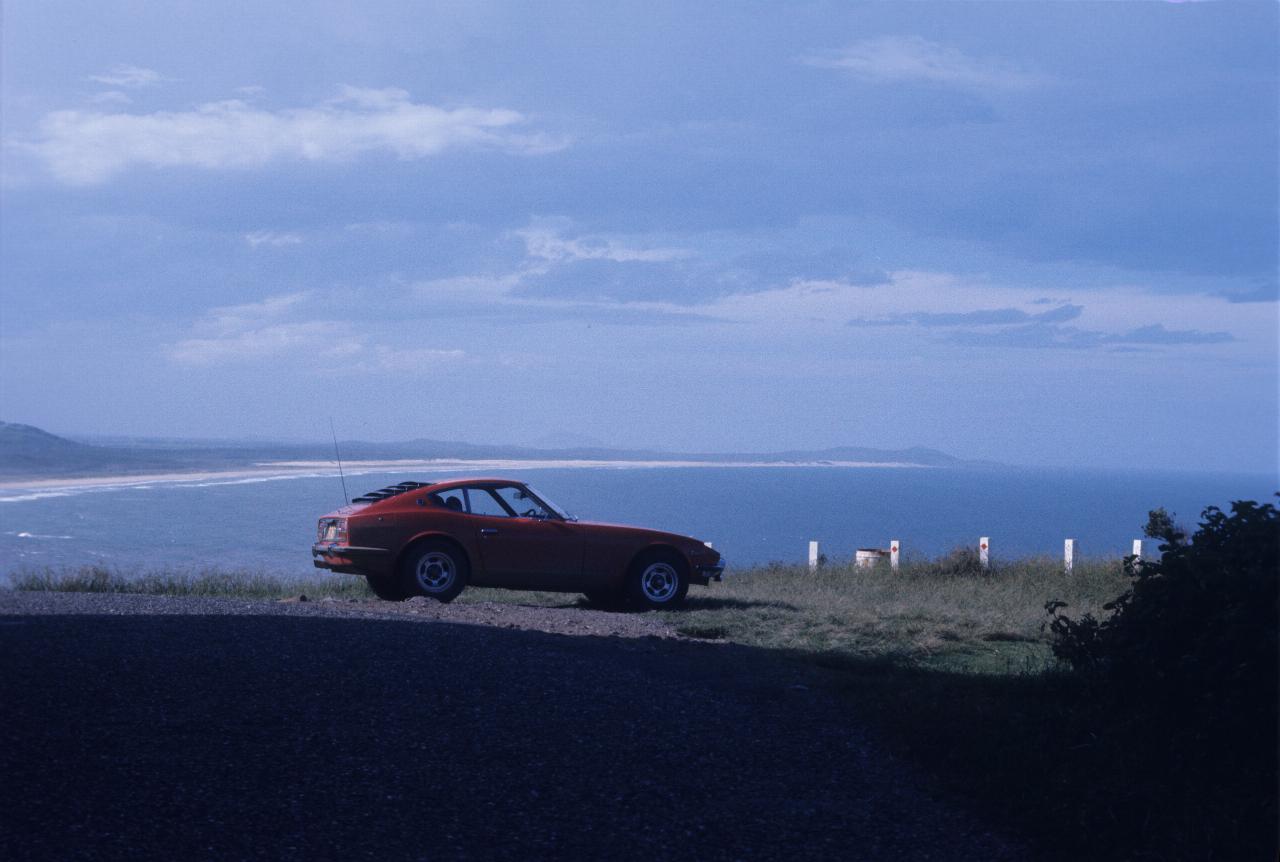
top-left (0, 466), bottom-right (1274, 581)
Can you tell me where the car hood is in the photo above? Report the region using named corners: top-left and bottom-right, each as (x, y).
top-left (574, 520), bottom-right (709, 549)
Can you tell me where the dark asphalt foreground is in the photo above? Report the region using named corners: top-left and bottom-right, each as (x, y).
top-left (0, 594), bottom-right (1021, 861)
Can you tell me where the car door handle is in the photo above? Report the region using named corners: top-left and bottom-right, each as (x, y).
top-left (480, 528), bottom-right (499, 536)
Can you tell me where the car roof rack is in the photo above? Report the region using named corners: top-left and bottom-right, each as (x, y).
top-left (350, 480), bottom-right (433, 504)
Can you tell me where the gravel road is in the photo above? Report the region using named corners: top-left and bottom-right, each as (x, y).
top-left (0, 592), bottom-right (1022, 860)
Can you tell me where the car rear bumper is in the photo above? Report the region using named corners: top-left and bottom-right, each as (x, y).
top-left (312, 543), bottom-right (392, 576)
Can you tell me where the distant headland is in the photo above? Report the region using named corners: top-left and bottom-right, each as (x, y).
top-left (0, 421), bottom-right (985, 484)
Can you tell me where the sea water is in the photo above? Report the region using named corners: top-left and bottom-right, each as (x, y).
top-left (0, 466), bottom-right (1274, 580)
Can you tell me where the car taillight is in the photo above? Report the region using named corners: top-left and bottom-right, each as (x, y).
top-left (318, 518), bottom-right (348, 543)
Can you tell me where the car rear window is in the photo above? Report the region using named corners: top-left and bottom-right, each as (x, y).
top-left (429, 489), bottom-right (465, 512)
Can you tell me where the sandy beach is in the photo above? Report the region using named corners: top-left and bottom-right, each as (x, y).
top-left (0, 457), bottom-right (932, 495)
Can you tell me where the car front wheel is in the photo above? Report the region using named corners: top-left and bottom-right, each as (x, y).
top-left (626, 553), bottom-right (689, 610)
top-left (365, 575), bottom-right (408, 601)
top-left (398, 542), bottom-right (468, 603)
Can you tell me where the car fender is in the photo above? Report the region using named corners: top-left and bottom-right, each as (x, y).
top-left (396, 530), bottom-right (476, 579)
top-left (625, 542), bottom-right (694, 580)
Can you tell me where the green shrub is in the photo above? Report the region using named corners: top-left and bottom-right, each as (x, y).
top-left (909, 545), bottom-right (988, 577)
top-left (1046, 498), bottom-right (1279, 859)
top-left (1047, 499), bottom-right (1278, 712)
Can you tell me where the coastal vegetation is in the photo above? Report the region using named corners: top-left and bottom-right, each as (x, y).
top-left (670, 553), bottom-right (1125, 671)
top-left (9, 566), bottom-right (374, 600)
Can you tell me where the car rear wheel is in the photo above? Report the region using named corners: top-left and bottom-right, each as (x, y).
top-left (398, 541), bottom-right (468, 603)
top-left (365, 575), bottom-right (407, 601)
top-left (626, 552), bottom-right (689, 610)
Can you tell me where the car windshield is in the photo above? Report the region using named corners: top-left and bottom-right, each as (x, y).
top-left (524, 485), bottom-right (571, 520)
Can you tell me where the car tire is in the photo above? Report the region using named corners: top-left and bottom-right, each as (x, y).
top-left (365, 575), bottom-right (408, 601)
top-left (398, 541), bottom-right (468, 603)
top-left (626, 551), bottom-right (689, 610)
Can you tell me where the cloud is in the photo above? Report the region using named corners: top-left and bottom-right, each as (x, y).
top-left (1115, 324), bottom-right (1234, 346)
top-left (198, 293), bottom-right (309, 334)
top-left (516, 225), bottom-right (689, 263)
top-left (1218, 280), bottom-right (1280, 304)
top-left (343, 346), bottom-right (467, 374)
top-left (167, 293), bottom-right (351, 365)
top-left (87, 65), bottom-right (165, 88)
top-left (168, 280), bottom-right (709, 370)
top-left (415, 261), bottom-right (1254, 351)
top-left (396, 221), bottom-right (704, 308)
top-left (167, 292), bottom-right (474, 368)
top-left (170, 320), bottom-right (361, 365)
top-left (88, 91), bottom-right (132, 106)
top-left (803, 36), bottom-right (1041, 91)
top-left (410, 268), bottom-right (720, 325)
top-left (29, 86), bottom-right (567, 184)
top-left (944, 321), bottom-right (1234, 350)
top-left (245, 230), bottom-right (304, 248)
top-left (414, 272), bottom-right (528, 300)
top-left (849, 297), bottom-right (1232, 350)
top-left (908, 304), bottom-right (1079, 326)
top-left (1028, 304), bottom-right (1085, 324)
top-left (850, 304), bottom-right (1084, 327)
top-left (730, 245), bottom-right (893, 288)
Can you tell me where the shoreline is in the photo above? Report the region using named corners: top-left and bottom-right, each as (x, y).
top-left (0, 457), bottom-right (934, 495)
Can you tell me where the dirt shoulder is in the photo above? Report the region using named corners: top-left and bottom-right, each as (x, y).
top-left (0, 590), bottom-right (680, 639)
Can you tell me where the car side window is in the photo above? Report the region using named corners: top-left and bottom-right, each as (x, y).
top-left (463, 487), bottom-right (514, 518)
top-left (492, 485), bottom-right (553, 519)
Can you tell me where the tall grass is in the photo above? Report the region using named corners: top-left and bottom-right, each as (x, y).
top-left (665, 555), bottom-right (1129, 670)
top-left (8, 565), bottom-right (374, 600)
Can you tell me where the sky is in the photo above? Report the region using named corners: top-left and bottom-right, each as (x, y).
top-left (1, 1), bottom-right (1277, 473)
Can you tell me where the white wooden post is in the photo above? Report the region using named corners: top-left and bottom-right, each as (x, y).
top-left (889, 540), bottom-right (900, 572)
top-left (1131, 539), bottom-right (1143, 560)
top-left (808, 540), bottom-right (819, 571)
top-left (1064, 538), bottom-right (1077, 573)
top-left (979, 537), bottom-right (990, 569)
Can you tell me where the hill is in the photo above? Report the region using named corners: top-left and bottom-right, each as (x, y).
top-left (0, 421), bottom-right (183, 478)
top-left (0, 421), bottom-right (977, 481)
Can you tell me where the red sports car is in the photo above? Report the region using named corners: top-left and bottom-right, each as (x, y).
top-left (313, 477), bottom-right (724, 609)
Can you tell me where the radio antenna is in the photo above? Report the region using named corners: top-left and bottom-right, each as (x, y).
top-left (329, 417), bottom-right (349, 505)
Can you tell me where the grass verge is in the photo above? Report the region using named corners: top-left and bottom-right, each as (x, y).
top-left (7, 565), bottom-right (375, 600)
top-left (661, 556), bottom-right (1129, 672)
